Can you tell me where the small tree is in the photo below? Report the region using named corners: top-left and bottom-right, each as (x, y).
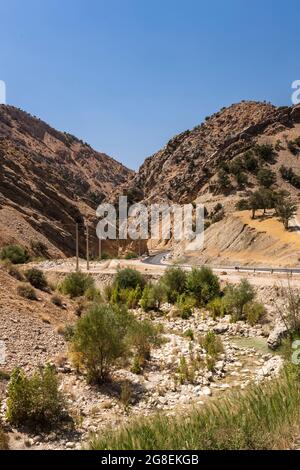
top-left (224, 279), bottom-right (255, 322)
top-left (59, 271), bottom-right (94, 298)
top-left (140, 282), bottom-right (166, 311)
top-left (25, 268), bottom-right (48, 290)
top-left (161, 266), bottom-right (187, 303)
top-left (71, 304), bottom-right (132, 383)
top-left (128, 319), bottom-right (161, 366)
top-left (186, 267), bottom-right (220, 306)
top-left (6, 365), bottom-right (64, 427)
top-left (114, 268), bottom-right (145, 291)
top-left (254, 143), bottom-right (277, 163)
top-left (257, 168), bottom-right (276, 189)
top-left (248, 191), bottom-right (263, 219)
top-left (275, 197), bottom-right (297, 230)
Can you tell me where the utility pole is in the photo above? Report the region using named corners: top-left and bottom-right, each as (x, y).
top-left (75, 223), bottom-right (79, 271)
top-left (99, 237), bottom-right (102, 260)
top-left (86, 223), bottom-right (90, 271)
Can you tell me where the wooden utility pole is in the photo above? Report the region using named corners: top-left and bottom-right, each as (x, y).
top-left (75, 223), bottom-right (79, 271)
top-left (86, 224), bottom-right (90, 271)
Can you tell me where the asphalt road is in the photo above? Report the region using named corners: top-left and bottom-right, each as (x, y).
top-left (143, 251), bottom-right (300, 274)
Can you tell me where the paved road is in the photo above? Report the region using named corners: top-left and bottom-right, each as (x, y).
top-left (143, 251), bottom-right (300, 274)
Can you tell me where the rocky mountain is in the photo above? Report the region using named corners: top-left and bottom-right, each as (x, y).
top-left (111, 101), bottom-right (300, 205)
top-left (0, 105), bottom-right (133, 257)
top-left (107, 100), bottom-right (300, 266)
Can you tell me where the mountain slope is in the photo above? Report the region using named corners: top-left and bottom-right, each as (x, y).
top-left (110, 101), bottom-right (300, 204)
top-left (0, 105), bottom-right (133, 257)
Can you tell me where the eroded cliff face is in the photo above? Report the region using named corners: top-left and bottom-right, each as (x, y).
top-left (0, 105), bottom-right (133, 257)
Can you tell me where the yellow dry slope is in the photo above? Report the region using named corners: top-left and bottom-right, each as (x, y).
top-left (184, 209), bottom-right (300, 267)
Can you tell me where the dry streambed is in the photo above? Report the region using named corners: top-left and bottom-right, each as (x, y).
top-left (1, 308), bottom-right (282, 450)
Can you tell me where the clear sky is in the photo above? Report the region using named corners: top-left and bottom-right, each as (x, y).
top-left (0, 0), bottom-right (299, 169)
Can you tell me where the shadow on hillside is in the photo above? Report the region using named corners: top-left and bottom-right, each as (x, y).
top-left (93, 378), bottom-right (146, 405)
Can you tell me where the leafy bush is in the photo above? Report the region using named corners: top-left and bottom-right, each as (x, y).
top-left (114, 268), bottom-right (145, 291)
top-left (140, 282), bottom-right (166, 311)
top-left (175, 294), bottom-right (196, 319)
top-left (71, 304), bottom-right (133, 383)
top-left (161, 267), bottom-right (187, 303)
top-left (235, 199), bottom-right (249, 211)
top-left (243, 151), bottom-right (258, 173)
top-left (85, 286), bottom-right (102, 302)
top-left (128, 319), bottom-right (161, 366)
top-left (254, 143), bottom-right (277, 163)
top-left (287, 140), bottom-right (299, 156)
top-left (186, 267), bottom-right (220, 306)
top-left (200, 330), bottom-right (224, 358)
top-left (207, 297), bottom-right (227, 320)
top-left (183, 329), bottom-right (194, 341)
top-left (245, 301), bottom-right (266, 326)
top-left (223, 280), bottom-right (255, 322)
top-left (0, 245), bottom-right (30, 264)
top-left (17, 284), bottom-right (37, 300)
top-left (119, 286), bottom-right (142, 309)
top-left (59, 271), bottom-right (94, 298)
top-left (25, 268), bottom-right (48, 290)
top-left (124, 251), bottom-right (138, 259)
top-left (6, 365), bottom-right (65, 427)
top-left (257, 168), bottom-right (276, 188)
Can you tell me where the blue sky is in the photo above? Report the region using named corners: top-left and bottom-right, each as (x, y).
top-left (0, 0), bottom-right (299, 169)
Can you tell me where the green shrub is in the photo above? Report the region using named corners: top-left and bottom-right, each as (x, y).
top-left (58, 324), bottom-right (74, 341)
top-left (25, 268), bottom-right (48, 290)
top-left (175, 294), bottom-right (196, 319)
top-left (287, 140), bottom-right (299, 156)
top-left (223, 279), bottom-right (255, 322)
top-left (245, 301), bottom-right (266, 326)
top-left (161, 266), bottom-right (187, 303)
top-left (119, 286), bottom-right (142, 309)
top-left (0, 245), bottom-right (30, 264)
top-left (254, 143), bottom-right (276, 163)
top-left (186, 267), bottom-right (220, 306)
top-left (6, 365), bottom-right (65, 427)
top-left (207, 297), bottom-right (227, 320)
top-left (200, 330), bottom-right (224, 358)
top-left (183, 329), bottom-right (194, 341)
top-left (85, 286), bottom-right (102, 302)
top-left (128, 319), bottom-right (161, 365)
top-left (17, 284), bottom-right (37, 300)
top-left (257, 168), bottom-right (276, 188)
top-left (59, 271), bottom-right (94, 298)
top-left (114, 268), bottom-right (145, 291)
top-left (140, 282), bottom-right (166, 311)
top-left (103, 283), bottom-right (113, 302)
top-left (71, 304), bottom-right (133, 383)
top-left (124, 251), bottom-right (138, 259)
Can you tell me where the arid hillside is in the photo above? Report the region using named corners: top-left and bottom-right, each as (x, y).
top-left (107, 100), bottom-right (300, 266)
top-left (0, 105), bottom-right (133, 257)
top-left (110, 101), bottom-right (300, 204)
